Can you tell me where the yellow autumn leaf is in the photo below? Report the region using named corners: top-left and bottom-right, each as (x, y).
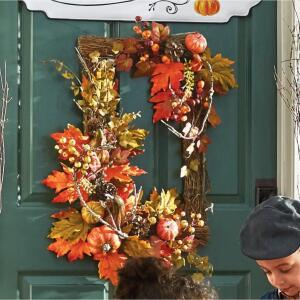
top-left (119, 129), bottom-right (148, 149)
top-left (48, 210), bottom-right (89, 242)
top-left (123, 236), bottom-right (154, 257)
top-left (200, 48), bottom-right (238, 95)
top-left (145, 188), bottom-right (178, 215)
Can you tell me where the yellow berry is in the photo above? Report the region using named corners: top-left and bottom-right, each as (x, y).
top-left (83, 163), bottom-right (89, 170)
top-left (54, 145), bottom-right (60, 150)
top-left (68, 146), bottom-right (76, 154)
top-left (174, 249), bottom-right (181, 255)
top-left (188, 227), bottom-right (195, 234)
top-left (148, 217), bottom-right (157, 224)
top-left (74, 161), bottom-right (82, 168)
top-left (198, 220), bottom-right (205, 227)
top-left (84, 156), bottom-right (92, 163)
top-left (181, 115), bottom-right (188, 122)
top-left (196, 213), bottom-right (202, 219)
top-left (69, 157), bottom-right (75, 163)
top-left (181, 220), bottom-right (189, 228)
top-left (59, 137), bottom-right (67, 144)
top-left (69, 139), bottom-right (76, 146)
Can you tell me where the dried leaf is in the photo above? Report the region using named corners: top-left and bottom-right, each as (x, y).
top-left (145, 188), bottom-right (178, 215)
top-left (180, 165), bottom-right (189, 178)
top-left (186, 142), bottom-right (195, 156)
top-left (119, 128), bottom-right (148, 149)
top-left (189, 159), bottom-right (200, 172)
top-left (116, 54), bottom-right (133, 72)
top-left (133, 60), bottom-right (155, 77)
top-left (123, 236), bottom-right (154, 257)
top-left (151, 22), bottom-right (170, 43)
top-left (196, 135), bottom-right (211, 153)
top-left (200, 48), bottom-right (237, 95)
top-left (48, 210), bottom-right (89, 243)
top-left (208, 104), bottom-right (221, 127)
top-left (112, 41), bottom-right (124, 54)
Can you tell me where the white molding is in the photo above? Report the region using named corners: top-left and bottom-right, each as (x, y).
top-left (277, 0), bottom-right (295, 197)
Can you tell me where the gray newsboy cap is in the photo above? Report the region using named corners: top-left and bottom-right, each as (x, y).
top-left (240, 196), bottom-right (300, 260)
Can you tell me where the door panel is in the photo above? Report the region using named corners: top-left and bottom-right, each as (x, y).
top-left (0, 1), bottom-right (276, 299)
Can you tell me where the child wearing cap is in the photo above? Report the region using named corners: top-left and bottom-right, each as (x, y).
top-left (240, 196), bottom-right (300, 299)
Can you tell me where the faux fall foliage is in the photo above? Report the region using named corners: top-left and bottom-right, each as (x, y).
top-left (43, 19), bottom-right (236, 285)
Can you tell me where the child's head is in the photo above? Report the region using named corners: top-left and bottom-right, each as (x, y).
top-left (115, 256), bottom-right (217, 299)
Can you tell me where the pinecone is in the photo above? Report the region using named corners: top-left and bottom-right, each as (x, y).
top-left (86, 117), bottom-right (103, 136)
top-left (164, 39), bottom-right (184, 62)
top-left (130, 214), bottom-right (151, 238)
top-left (94, 179), bottom-right (117, 201)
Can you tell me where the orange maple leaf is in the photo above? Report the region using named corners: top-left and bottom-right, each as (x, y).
top-left (48, 238), bottom-right (91, 261)
top-left (51, 124), bottom-right (88, 145)
top-left (149, 90), bottom-right (173, 123)
top-left (67, 240), bottom-right (92, 262)
top-left (42, 170), bottom-right (73, 193)
top-left (48, 238), bottom-right (71, 257)
top-left (103, 164), bottom-right (146, 183)
top-left (208, 104), bottom-right (221, 127)
top-left (43, 170), bottom-right (89, 204)
top-left (97, 252), bottom-right (127, 286)
top-left (117, 182), bottom-right (134, 202)
top-left (51, 208), bottom-right (77, 219)
top-left (150, 63), bottom-right (184, 96)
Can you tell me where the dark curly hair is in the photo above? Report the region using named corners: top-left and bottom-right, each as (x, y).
top-left (115, 257), bottom-right (218, 299)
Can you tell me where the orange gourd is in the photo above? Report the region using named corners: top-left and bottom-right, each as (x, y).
top-left (194, 0), bottom-right (220, 16)
top-left (185, 33), bottom-right (207, 54)
top-left (87, 225), bottom-right (121, 254)
top-left (157, 218), bottom-right (179, 241)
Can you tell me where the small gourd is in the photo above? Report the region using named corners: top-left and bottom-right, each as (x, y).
top-left (87, 225), bottom-right (121, 254)
top-left (185, 33), bottom-right (207, 54)
top-left (194, 0), bottom-right (220, 16)
top-left (157, 218), bottom-right (179, 241)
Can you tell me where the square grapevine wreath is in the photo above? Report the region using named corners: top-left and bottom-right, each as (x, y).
top-left (43, 18), bottom-right (237, 285)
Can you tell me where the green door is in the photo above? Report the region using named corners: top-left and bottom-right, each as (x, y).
top-left (0, 0), bottom-right (276, 299)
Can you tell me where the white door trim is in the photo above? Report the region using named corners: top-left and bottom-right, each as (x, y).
top-left (277, 0), bottom-right (295, 197)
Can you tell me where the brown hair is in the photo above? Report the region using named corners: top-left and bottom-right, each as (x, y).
top-left (115, 257), bottom-right (218, 299)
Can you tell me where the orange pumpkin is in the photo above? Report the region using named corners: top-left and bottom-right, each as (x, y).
top-left (185, 33), bottom-right (207, 54)
top-left (194, 0), bottom-right (220, 16)
top-left (157, 218), bottom-right (179, 241)
top-left (87, 225), bottom-right (121, 255)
